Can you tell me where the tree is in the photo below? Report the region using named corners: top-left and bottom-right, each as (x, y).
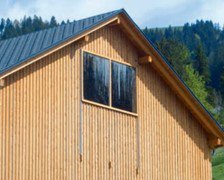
top-left (50, 16), bottom-right (58, 27)
top-left (210, 45), bottom-right (224, 89)
top-left (216, 110), bottom-right (224, 127)
top-left (61, 20), bottom-right (66, 25)
top-left (183, 64), bottom-right (212, 111)
top-left (164, 26), bottom-right (173, 39)
top-left (33, 15), bottom-right (45, 31)
top-left (13, 20), bottom-right (21, 36)
top-left (0, 18), bottom-right (5, 36)
top-left (143, 21), bottom-right (224, 125)
top-left (156, 39), bottom-right (190, 77)
top-left (219, 68), bottom-right (224, 102)
top-left (2, 18), bottom-right (17, 39)
top-left (194, 42), bottom-right (210, 82)
top-left (22, 16), bottom-right (34, 34)
top-left (143, 27), bottom-right (163, 43)
top-left (0, 15), bottom-right (60, 40)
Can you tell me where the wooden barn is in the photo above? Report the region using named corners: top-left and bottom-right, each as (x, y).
top-left (0, 9), bottom-right (223, 179)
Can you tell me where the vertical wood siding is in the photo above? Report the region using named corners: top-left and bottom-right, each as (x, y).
top-left (0, 26), bottom-right (211, 179)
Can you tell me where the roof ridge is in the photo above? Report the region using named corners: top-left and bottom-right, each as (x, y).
top-left (76, 9), bottom-right (123, 21)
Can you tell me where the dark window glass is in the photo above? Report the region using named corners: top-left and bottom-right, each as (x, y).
top-left (112, 62), bottom-right (136, 112)
top-left (83, 52), bottom-right (110, 105)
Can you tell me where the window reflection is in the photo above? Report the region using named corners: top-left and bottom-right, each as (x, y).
top-left (83, 52), bottom-right (136, 113)
top-left (83, 52), bottom-right (110, 105)
top-left (112, 62), bottom-right (136, 112)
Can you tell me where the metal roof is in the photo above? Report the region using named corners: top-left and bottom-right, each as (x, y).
top-left (0, 9), bottom-right (123, 74)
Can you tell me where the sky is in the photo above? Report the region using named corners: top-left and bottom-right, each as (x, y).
top-left (0, 0), bottom-right (224, 28)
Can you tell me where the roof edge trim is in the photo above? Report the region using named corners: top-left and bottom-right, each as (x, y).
top-left (0, 16), bottom-right (120, 80)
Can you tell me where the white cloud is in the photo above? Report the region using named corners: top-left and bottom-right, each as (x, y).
top-left (0, 0), bottom-right (224, 28)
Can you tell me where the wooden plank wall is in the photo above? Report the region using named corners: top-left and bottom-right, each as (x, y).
top-left (0, 25), bottom-right (212, 179)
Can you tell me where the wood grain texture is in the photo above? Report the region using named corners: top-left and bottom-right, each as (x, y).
top-left (0, 26), bottom-right (212, 179)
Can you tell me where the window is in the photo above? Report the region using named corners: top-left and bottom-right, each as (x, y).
top-left (112, 62), bottom-right (136, 112)
top-left (83, 51), bottom-right (136, 113)
top-left (83, 52), bottom-right (110, 105)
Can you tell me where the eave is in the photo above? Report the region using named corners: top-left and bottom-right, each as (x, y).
top-left (0, 15), bottom-right (120, 80)
top-left (117, 11), bottom-right (224, 146)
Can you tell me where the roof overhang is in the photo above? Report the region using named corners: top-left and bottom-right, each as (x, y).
top-left (0, 15), bottom-right (120, 79)
top-left (0, 9), bottom-right (223, 148)
top-left (117, 11), bottom-right (224, 147)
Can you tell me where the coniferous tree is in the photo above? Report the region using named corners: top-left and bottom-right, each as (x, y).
top-left (156, 39), bottom-right (190, 77)
top-left (13, 20), bottom-right (21, 36)
top-left (0, 15), bottom-right (59, 40)
top-left (183, 64), bottom-right (212, 111)
top-left (61, 20), bottom-right (66, 25)
top-left (194, 42), bottom-right (210, 82)
top-left (211, 45), bottom-right (224, 89)
top-left (164, 26), bottom-right (173, 39)
top-left (21, 16), bottom-right (34, 34)
top-left (33, 15), bottom-right (45, 31)
top-left (220, 68), bottom-right (224, 100)
top-left (2, 18), bottom-right (17, 39)
top-left (143, 27), bottom-right (163, 43)
top-left (50, 16), bottom-right (58, 27)
top-left (0, 18), bottom-right (5, 37)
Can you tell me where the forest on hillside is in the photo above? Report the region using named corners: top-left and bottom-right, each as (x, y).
top-left (0, 16), bottom-right (224, 127)
top-left (144, 22), bottom-right (224, 127)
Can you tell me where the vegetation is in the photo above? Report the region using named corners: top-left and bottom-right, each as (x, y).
top-left (143, 21), bottom-right (224, 127)
top-left (212, 147), bottom-right (224, 179)
top-left (0, 16), bottom-right (61, 40)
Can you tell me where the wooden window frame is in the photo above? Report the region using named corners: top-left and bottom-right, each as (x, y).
top-left (81, 49), bottom-right (138, 117)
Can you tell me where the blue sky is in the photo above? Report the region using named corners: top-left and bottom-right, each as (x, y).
top-left (0, 0), bottom-right (224, 28)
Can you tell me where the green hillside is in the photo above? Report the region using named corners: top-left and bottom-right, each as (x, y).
top-left (213, 148), bottom-right (224, 179)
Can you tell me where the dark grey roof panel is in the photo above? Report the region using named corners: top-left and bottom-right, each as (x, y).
top-left (19, 32), bottom-right (39, 61)
top-left (42, 27), bottom-right (57, 49)
top-left (73, 20), bottom-right (82, 33)
top-left (31, 29), bottom-right (48, 55)
top-left (63, 22), bottom-right (74, 39)
top-left (0, 40), bottom-right (11, 66)
top-left (52, 24), bottom-right (65, 44)
top-left (83, 18), bottom-right (90, 29)
top-left (7, 35), bottom-right (29, 67)
top-left (1, 37), bottom-right (20, 69)
top-left (0, 41), bottom-right (4, 49)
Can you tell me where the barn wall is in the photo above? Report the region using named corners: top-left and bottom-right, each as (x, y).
top-left (0, 25), bottom-right (211, 179)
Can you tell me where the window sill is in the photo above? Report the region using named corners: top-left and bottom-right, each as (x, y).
top-left (82, 99), bottom-right (138, 117)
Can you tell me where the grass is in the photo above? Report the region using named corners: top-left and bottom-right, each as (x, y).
top-left (212, 147), bottom-right (224, 180)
